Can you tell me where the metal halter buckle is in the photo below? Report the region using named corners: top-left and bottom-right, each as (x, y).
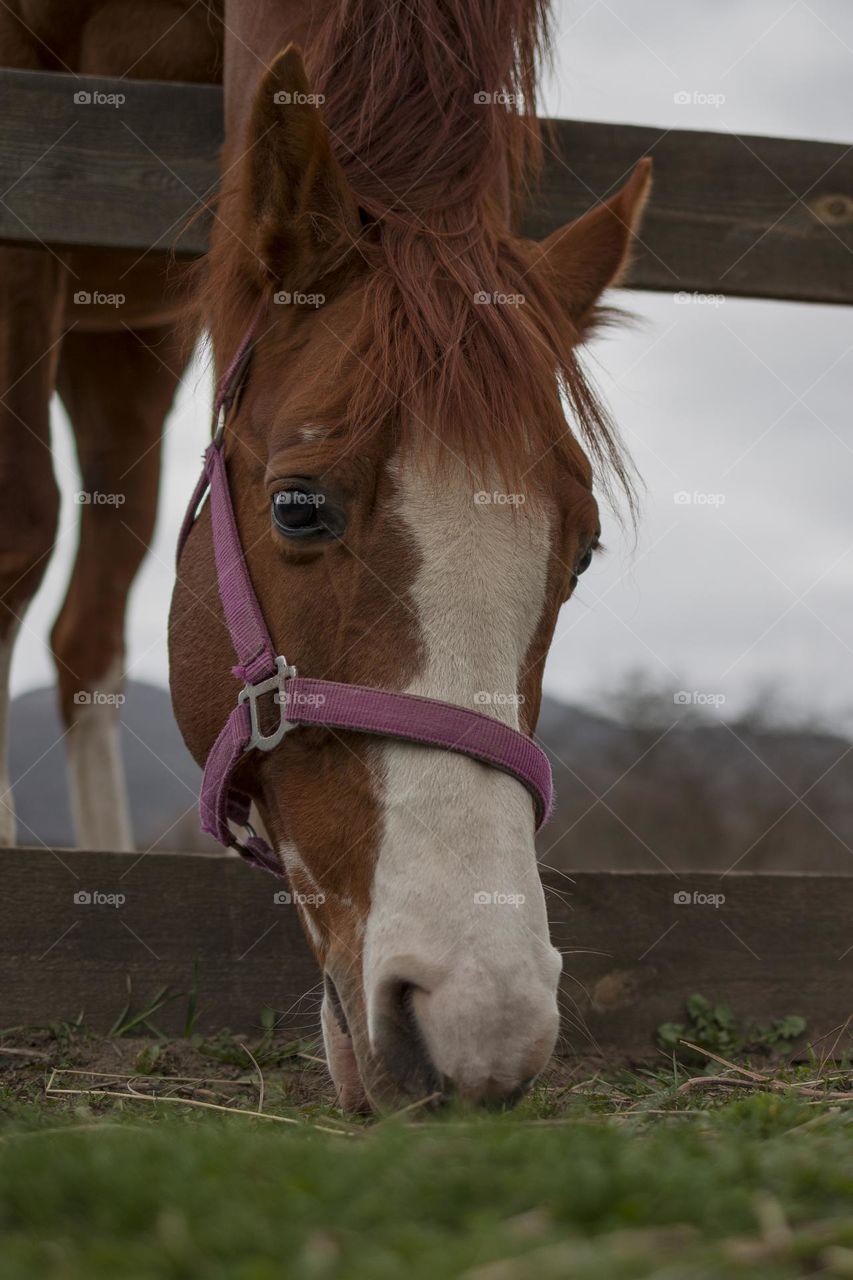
top-left (228, 819), bottom-right (257, 855)
top-left (238, 655), bottom-right (298, 751)
top-left (212, 403), bottom-right (228, 447)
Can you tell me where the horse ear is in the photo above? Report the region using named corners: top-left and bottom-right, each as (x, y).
top-left (241, 45), bottom-right (359, 285)
top-left (535, 158), bottom-right (652, 332)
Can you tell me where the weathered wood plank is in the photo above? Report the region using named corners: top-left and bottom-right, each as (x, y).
top-left (549, 871), bottom-right (853, 1060)
top-left (0, 848), bottom-right (319, 1038)
top-left (1, 69), bottom-right (852, 302)
top-left (2, 848), bottom-right (850, 1059)
top-left (0, 69), bottom-right (221, 258)
top-left (537, 119), bottom-right (853, 306)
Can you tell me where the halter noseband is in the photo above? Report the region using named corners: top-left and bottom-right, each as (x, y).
top-left (176, 303), bottom-right (554, 878)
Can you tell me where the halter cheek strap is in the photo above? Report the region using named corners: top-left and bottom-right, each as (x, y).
top-left (177, 306), bottom-right (554, 878)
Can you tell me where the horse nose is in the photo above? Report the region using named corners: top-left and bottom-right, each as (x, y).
top-left (371, 960), bottom-right (560, 1106)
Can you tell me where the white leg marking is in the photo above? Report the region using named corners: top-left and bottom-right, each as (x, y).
top-left (0, 623), bottom-right (19, 845)
top-left (68, 658), bottom-right (133, 852)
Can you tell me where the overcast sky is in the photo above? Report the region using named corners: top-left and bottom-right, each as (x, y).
top-left (13, 0), bottom-right (853, 729)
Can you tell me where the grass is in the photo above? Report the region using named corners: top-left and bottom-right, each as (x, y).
top-left (1, 1024), bottom-right (853, 1279)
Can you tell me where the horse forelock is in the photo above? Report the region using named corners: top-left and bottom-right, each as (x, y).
top-left (194, 0), bottom-right (634, 508)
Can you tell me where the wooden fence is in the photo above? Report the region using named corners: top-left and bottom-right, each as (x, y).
top-left (3, 849), bottom-right (851, 1059)
top-left (2, 69), bottom-right (853, 303)
top-left (1, 69), bottom-right (851, 1059)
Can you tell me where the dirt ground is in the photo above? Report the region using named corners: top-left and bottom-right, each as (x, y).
top-left (0, 1024), bottom-right (603, 1121)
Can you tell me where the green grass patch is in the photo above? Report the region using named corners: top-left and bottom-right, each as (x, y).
top-left (657, 993), bottom-right (807, 1065)
top-left (1, 1024), bottom-right (852, 1279)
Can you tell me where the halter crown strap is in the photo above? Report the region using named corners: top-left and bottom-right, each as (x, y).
top-left (178, 307), bottom-right (554, 877)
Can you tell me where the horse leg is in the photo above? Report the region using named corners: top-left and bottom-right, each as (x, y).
top-left (53, 325), bottom-right (190, 850)
top-left (0, 249), bottom-right (65, 845)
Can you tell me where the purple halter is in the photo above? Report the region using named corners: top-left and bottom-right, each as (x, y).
top-left (177, 304), bottom-right (554, 878)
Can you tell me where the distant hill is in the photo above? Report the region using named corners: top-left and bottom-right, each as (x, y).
top-left (538, 697), bottom-right (853, 875)
top-left (9, 682), bottom-right (215, 853)
top-left (9, 682), bottom-right (853, 872)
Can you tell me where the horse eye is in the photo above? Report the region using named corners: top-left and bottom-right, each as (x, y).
top-left (575, 547), bottom-right (594, 576)
top-left (272, 488), bottom-right (324, 535)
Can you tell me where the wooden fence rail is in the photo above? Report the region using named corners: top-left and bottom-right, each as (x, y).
top-left (2, 848), bottom-right (851, 1060)
top-left (2, 69), bottom-right (853, 303)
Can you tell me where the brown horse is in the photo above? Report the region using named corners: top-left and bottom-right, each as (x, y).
top-left (170, 1), bottom-right (649, 1109)
top-left (1, 0), bottom-right (648, 1109)
top-left (0, 0), bottom-right (222, 849)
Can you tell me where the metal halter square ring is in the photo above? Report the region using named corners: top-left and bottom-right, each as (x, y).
top-left (238, 655), bottom-right (299, 751)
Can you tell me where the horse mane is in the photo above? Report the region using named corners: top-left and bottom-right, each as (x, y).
top-left (309, 0), bottom-right (551, 224)
top-left (199, 0), bottom-right (635, 509)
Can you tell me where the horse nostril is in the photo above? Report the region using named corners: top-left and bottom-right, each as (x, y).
top-left (372, 979), bottom-right (443, 1102)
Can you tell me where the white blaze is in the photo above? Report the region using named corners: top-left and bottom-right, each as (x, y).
top-left (363, 458), bottom-right (562, 1093)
